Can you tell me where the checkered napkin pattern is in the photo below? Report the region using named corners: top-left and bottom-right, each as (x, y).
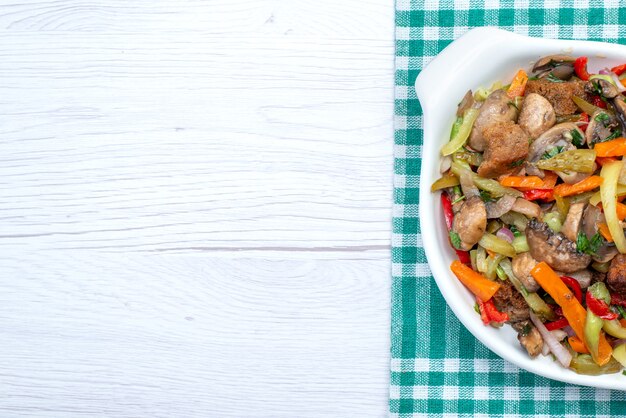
top-left (391, 1), bottom-right (626, 416)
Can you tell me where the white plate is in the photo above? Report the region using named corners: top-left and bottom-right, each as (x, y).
top-left (417, 27), bottom-right (626, 390)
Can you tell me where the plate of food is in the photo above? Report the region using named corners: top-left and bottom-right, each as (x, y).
top-left (417, 27), bottom-right (626, 389)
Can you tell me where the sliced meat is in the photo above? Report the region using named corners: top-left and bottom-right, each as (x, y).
top-left (468, 89), bottom-right (518, 152)
top-left (561, 202), bottom-right (586, 242)
top-left (518, 93), bottom-right (556, 139)
top-left (452, 196), bottom-right (487, 251)
top-left (525, 218), bottom-right (592, 273)
top-left (511, 320), bottom-right (544, 357)
top-left (492, 280), bottom-right (529, 322)
top-left (477, 120), bottom-right (530, 178)
top-left (591, 270), bottom-right (607, 285)
top-left (607, 253), bottom-right (626, 298)
top-left (511, 252), bottom-right (540, 292)
top-left (525, 79), bottom-right (589, 116)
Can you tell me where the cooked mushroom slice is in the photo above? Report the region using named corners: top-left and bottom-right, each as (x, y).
top-left (558, 171), bottom-right (593, 185)
top-left (468, 89), bottom-right (518, 152)
top-left (585, 109), bottom-right (620, 145)
top-left (555, 268), bottom-right (593, 289)
top-left (512, 320), bottom-right (544, 357)
top-left (587, 78), bottom-right (620, 99)
top-left (593, 245), bottom-right (619, 264)
top-left (511, 252), bottom-right (540, 292)
top-left (518, 93), bottom-right (557, 139)
top-left (561, 202), bottom-right (586, 242)
top-left (511, 198), bottom-right (541, 219)
top-left (486, 194), bottom-right (517, 219)
top-left (607, 254), bottom-right (626, 298)
top-left (581, 204), bottom-right (619, 263)
top-left (527, 123), bottom-right (580, 163)
top-left (456, 90), bottom-right (475, 117)
top-left (452, 196), bottom-right (487, 251)
top-left (582, 203), bottom-right (602, 238)
top-left (525, 218), bottom-right (592, 273)
top-left (532, 55), bottom-right (575, 74)
top-left (611, 95), bottom-right (626, 132)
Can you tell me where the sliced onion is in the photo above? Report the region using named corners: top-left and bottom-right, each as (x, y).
top-left (542, 343), bottom-right (551, 356)
top-left (530, 312), bottom-right (573, 367)
top-left (599, 68), bottom-right (611, 75)
top-left (459, 170), bottom-right (479, 198)
top-left (486, 195), bottom-right (516, 219)
top-left (496, 227), bottom-right (514, 243)
top-left (563, 325), bottom-right (576, 338)
top-left (551, 329), bottom-right (568, 342)
top-left (440, 155), bottom-right (452, 174)
top-left (609, 71), bottom-right (626, 92)
top-left (611, 339), bottom-right (626, 347)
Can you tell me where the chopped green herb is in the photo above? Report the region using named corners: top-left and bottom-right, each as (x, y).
top-left (571, 129), bottom-right (584, 147)
top-left (520, 323), bottom-right (531, 336)
top-left (509, 225), bottom-right (522, 237)
top-left (452, 195), bottom-right (466, 204)
top-left (623, 370), bottom-right (626, 376)
top-left (617, 305), bottom-right (626, 319)
top-left (528, 75), bottom-right (539, 81)
top-left (595, 112), bottom-right (609, 122)
top-left (577, 231), bottom-right (604, 255)
top-left (449, 231), bottom-right (462, 250)
top-left (474, 303), bottom-right (480, 314)
top-left (479, 189), bottom-right (495, 203)
top-left (509, 159), bottom-right (525, 167)
top-left (453, 185), bottom-right (462, 196)
top-left (542, 145), bottom-right (564, 160)
top-left (546, 72), bottom-right (565, 83)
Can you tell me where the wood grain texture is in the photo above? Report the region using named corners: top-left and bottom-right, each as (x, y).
top-left (0, 1), bottom-right (395, 416)
top-left (0, 253), bottom-right (391, 417)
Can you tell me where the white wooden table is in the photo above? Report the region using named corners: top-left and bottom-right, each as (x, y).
top-left (1, 1), bottom-right (394, 416)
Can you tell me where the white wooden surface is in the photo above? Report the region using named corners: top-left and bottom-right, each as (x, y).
top-left (0, 1), bottom-right (395, 417)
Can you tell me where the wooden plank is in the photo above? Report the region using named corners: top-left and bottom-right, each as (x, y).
top-left (0, 253), bottom-right (390, 417)
top-left (0, 32), bottom-right (394, 253)
top-left (0, 0), bottom-right (393, 37)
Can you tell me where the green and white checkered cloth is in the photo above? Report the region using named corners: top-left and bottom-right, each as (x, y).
top-left (391, 1), bottom-right (626, 416)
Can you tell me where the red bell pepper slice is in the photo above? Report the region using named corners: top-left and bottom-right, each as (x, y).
top-left (441, 192), bottom-right (455, 229)
top-left (441, 192), bottom-right (471, 264)
top-left (560, 276), bottom-right (583, 304)
top-left (553, 306), bottom-right (564, 317)
top-left (545, 317), bottom-right (570, 331)
top-left (477, 298), bottom-right (509, 325)
top-left (574, 56), bottom-right (591, 81)
top-left (587, 292), bottom-right (619, 320)
top-left (590, 95), bottom-right (607, 109)
top-left (523, 189), bottom-right (554, 201)
top-left (611, 63), bottom-right (626, 76)
top-left (477, 300), bottom-right (490, 325)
